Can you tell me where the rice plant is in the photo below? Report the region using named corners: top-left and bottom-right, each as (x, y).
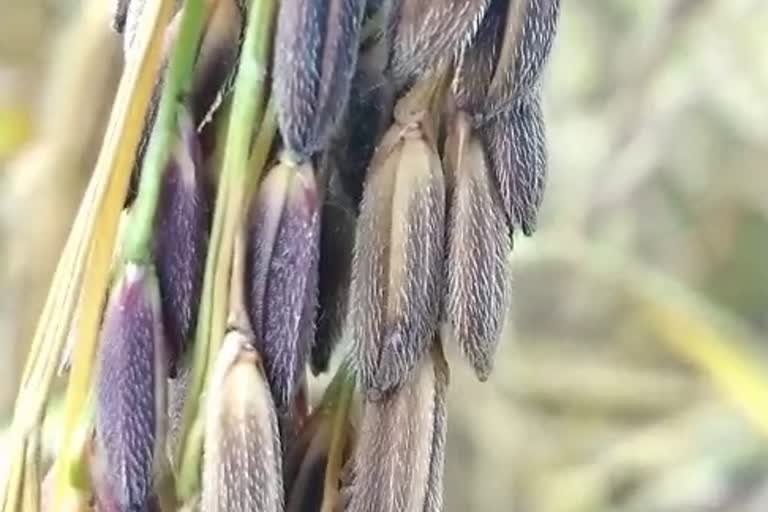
top-left (0, 0), bottom-right (561, 510)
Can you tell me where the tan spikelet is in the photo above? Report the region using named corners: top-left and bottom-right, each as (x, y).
top-left (202, 330), bottom-right (283, 512)
top-left (444, 112), bottom-right (511, 380)
top-left (390, 0), bottom-right (491, 84)
top-left (349, 111), bottom-right (446, 398)
top-left (346, 341), bottom-right (449, 512)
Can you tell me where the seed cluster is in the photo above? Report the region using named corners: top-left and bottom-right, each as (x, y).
top-left (90, 0), bottom-right (561, 510)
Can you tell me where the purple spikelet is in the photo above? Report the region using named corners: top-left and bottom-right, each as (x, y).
top-left (273, 0), bottom-right (368, 159)
top-left (95, 263), bottom-right (167, 511)
top-left (154, 111), bottom-right (210, 370)
top-left (246, 161), bottom-right (321, 411)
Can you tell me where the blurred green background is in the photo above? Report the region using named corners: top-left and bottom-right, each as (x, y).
top-left (1, 1), bottom-right (767, 511)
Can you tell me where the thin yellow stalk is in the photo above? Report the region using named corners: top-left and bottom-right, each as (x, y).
top-left (2, 0), bottom-right (174, 506)
top-left (51, 0), bottom-right (177, 503)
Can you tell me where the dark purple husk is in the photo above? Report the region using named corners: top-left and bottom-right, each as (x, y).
top-left (273, 0), bottom-right (367, 159)
top-left (154, 114), bottom-right (210, 374)
top-left (246, 163), bottom-right (321, 411)
top-left (95, 264), bottom-right (167, 511)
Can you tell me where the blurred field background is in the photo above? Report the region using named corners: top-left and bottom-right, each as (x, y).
top-left (1, 1), bottom-right (767, 511)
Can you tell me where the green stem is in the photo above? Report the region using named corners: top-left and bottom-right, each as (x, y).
top-left (122, 0), bottom-right (208, 263)
top-left (319, 358), bottom-right (356, 411)
top-left (322, 361), bottom-right (356, 512)
top-left (220, 1), bottom-right (273, 183)
top-left (245, 97), bottom-right (277, 195)
top-left (176, 0), bottom-right (277, 498)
